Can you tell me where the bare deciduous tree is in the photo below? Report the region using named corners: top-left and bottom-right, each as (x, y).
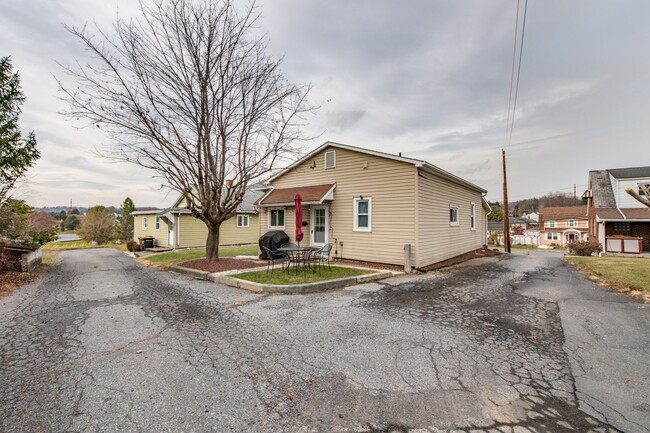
top-left (626, 184), bottom-right (650, 209)
top-left (58, 0), bottom-right (313, 261)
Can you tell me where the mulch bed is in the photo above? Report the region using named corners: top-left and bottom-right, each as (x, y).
top-left (419, 248), bottom-right (501, 271)
top-left (178, 258), bottom-right (266, 273)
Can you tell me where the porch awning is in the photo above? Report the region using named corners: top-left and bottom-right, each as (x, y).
top-left (156, 207), bottom-right (190, 224)
top-left (258, 183), bottom-right (336, 207)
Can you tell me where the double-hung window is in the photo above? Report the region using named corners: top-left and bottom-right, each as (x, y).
top-left (142, 217), bottom-right (148, 230)
top-left (269, 208), bottom-right (285, 229)
top-left (353, 197), bottom-right (371, 231)
top-left (449, 206), bottom-right (459, 226)
top-left (155, 216), bottom-right (161, 230)
top-left (237, 214), bottom-right (249, 228)
top-left (470, 202), bottom-right (476, 230)
top-left (546, 232), bottom-right (559, 241)
top-left (568, 219), bottom-right (577, 227)
top-left (325, 151), bottom-right (336, 169)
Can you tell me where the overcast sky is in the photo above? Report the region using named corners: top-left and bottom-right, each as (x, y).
top-left (1, 0), bottom-right (649, 208)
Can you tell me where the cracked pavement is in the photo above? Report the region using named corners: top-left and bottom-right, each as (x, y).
top-left (0, 249), bottom-right (648, 432)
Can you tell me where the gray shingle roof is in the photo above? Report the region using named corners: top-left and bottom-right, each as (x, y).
top-left (589, 170), bottom-right (617, 208)
top-left (607, 166), bottom-right (650, 179)
top-left (236, 184), bottom-right (265, 213)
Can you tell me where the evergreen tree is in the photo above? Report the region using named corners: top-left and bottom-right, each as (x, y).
top-left (0, 57), bottom-right (39, 204)
top-left (116, 197), bottom-right (136, 241)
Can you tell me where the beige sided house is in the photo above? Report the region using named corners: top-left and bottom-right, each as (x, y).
top-left (537, 206), bottom-right (589, 247)
top-left (132, 186), bottom-right (264, 248)
top-left (257, 141), bottom-right (490, 269)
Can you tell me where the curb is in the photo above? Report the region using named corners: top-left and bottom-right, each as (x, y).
top-left (168, 264), bottom-right (393, 294)
top-left (168, 265), bottom-right (212, 280)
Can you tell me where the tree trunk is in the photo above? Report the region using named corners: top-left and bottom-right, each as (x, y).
top-left (206, 224), bottom-right (221, 262)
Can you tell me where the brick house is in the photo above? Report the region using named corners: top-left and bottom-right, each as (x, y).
top-left (584, 167), bottom-right (650, 253)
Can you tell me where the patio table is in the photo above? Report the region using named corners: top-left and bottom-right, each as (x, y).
top-left (277, 246), bottom-right (320, 275)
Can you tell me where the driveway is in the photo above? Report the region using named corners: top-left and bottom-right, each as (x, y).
top-left (0, 249), bottom-right (647, 432)
top-left (55, 233), bottom-right (80, 242)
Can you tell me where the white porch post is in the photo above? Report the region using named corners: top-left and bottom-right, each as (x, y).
top-left (598, 222), bottom-right (606, 251)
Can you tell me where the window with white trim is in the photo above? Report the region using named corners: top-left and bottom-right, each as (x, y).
top-left (546, 232), bottom-right (559, 241)
top-left (567, 219), bottom-right (577, 227)
top-left (325, 151), bottom-right (336, 169)
top-left (470, 202), bottom-right (476, 230)
top-left (449, 206), bottom-right (459, 226)
top-left (269, 208), bottom-right (285, 229)
top-left (237, 214), bottom-right (249, 228)
top-left (142, 217), bottom-right (148, 230)
top-left (353, 197), bottom-right (371, 231)
top-left (155, 216), bottom-right (161, 230)
top-left (547, 220), bottom-right (556, 228)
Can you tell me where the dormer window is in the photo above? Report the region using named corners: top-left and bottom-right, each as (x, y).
top-left (325, 151), bottom-right (336, 169)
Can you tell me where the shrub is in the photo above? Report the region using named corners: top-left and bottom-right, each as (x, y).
top-left (126, 240), bottom-right (141, 252)
top-left (63, 215), bottom-right (81, 230)
top-left (78, 206), bottom-right (115, 244)
top-left (568, 241), bottom-right (602, 256)
top-left (28, 230), bottom-right (57, 247)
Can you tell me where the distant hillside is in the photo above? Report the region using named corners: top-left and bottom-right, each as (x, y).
top-left (510, 192), bottom-right (585, 216)
top-left (35, 206), bottom-right (119, 214)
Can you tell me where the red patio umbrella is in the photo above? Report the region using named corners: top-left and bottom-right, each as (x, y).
top-left (294, 193), bottom-right (303, 246)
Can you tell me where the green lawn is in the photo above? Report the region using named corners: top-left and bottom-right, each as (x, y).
top-left (42, 239), bottom-right (128, 252)
top-left (141, 245), bottom-right (258, 268)
top-left (233, 266), bottom-right (372, 285)
top-left (564, 256), bottom-right (650, 300)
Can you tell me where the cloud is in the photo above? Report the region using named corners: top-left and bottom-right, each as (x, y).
top-left (2, 0), bottom-right (650, 207)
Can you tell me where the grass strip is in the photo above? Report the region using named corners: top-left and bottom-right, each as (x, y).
top-left (42, 240), bottom-right (127, 252)
top-left (233, 266), bottom-right (372, 285)
top-left (564, 256), bottom-right (650, 299)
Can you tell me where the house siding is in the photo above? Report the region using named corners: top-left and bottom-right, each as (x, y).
top-left (220, 214), bottom-right (260, 245)
top-left (266, 146), bottom-right (418, 266)
top-left (133, 214), bottom-right (169, 247)
top-left (539, 219), bottom-right (588, 246)
top-left (176, 215), bottom-right (208, 248)
top-left (614, 177), bottom-right (650, 208)
top-left (416, 171), bottom-right (486, 267)
top-left (176, 214), bottom-right (259, 248)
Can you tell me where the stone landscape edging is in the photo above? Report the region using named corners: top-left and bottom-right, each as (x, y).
top-left (168, 264), bottom-right (394, 294)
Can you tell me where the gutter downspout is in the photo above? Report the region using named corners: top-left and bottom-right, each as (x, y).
top-left (483, 193), bottom-right (491, 247)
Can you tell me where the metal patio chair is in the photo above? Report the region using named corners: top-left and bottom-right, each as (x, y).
top-left (310, 243), bottom-right (333, 271)
top-left (261, 246), bottom-right (288, 275)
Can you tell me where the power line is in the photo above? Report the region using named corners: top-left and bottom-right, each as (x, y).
top-left (503, 0), bottom-right (520, 153)
top-left (507, 0), bottom-right (529, 153)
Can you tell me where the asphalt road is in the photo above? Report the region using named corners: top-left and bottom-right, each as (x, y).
top-left (0, 249), bottom-right (647, 432)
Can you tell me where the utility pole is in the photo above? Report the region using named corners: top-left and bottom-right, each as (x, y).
top-left (502, 150), bottom-right (511, 253)
top-left (574, 184), bottom-right (577, 204)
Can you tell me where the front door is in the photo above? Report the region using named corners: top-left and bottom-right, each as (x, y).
top-left (168, 222), bottom-right (174, 246)
top-left (310, 206), bottom-right (328, 247)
